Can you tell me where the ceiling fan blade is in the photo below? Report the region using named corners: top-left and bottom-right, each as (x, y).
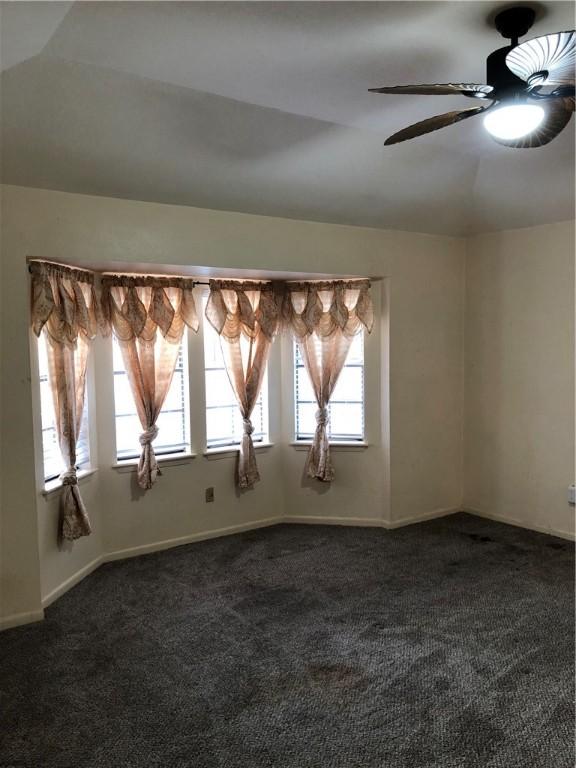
top-left (547, 85), bottom-right (576, 99)
top-left (384, 105), bottom-right (490, 146)
top-left (494, 99), bottom-right (573, 148)
top-left (369, 83), bottom-right (493, 98)
top-left (506, 31), bottom-right (575, 87)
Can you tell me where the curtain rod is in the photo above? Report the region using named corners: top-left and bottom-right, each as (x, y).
top-left (27, 264), bottom-right (211, 285)
top-left (27, 264), bottom-right (378, 284)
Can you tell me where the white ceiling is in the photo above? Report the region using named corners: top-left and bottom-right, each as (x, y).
top-left (1, 1), bottom-right (574, 235)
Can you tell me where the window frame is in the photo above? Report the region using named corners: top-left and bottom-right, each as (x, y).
top-left (112, 332), bottom-right (191, 463)
top-left (37, 333), bottom-right (91, 483)
top-left (293, 331), bottom-right (365, 444)
top-left (202, 293), bottom-right (269, 451)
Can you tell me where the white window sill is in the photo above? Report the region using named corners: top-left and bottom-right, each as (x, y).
top-left (204, 442), bottom-right (274, 459)
top-left (112, 452), bottom-right (196, 472)
top-left (42, 468), bottom-right (98, 498)
top-left (290, 441), bottom-right (369, 452)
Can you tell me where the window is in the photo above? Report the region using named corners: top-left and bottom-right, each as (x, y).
top-left (113, 336), bottom-right (189, 460)
top-left (294, 331), bottom-right (364, 441)
top-left (203, 300), bottom-right (268, 449)
top-left (38, 334), bottom-right (90, 481)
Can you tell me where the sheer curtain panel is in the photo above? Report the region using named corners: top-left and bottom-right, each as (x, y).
top-left (283, 280), bottom-right (374, 481)
top-left (205, 280), bottom-right (280, 488)
top-left (100, 275), bottom-right (199, 489)
top-left (30, 260), bottom-right (102, 541)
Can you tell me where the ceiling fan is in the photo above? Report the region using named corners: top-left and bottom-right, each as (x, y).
top-left (369, 6), bottom-right (575, 147)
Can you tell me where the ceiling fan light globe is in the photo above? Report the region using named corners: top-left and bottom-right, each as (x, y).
top-left (483, 104), bottom-right (545, 140)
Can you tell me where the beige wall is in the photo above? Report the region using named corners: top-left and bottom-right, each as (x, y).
top-left (464, 221), bottom-right (575, 539)
top-left (2, 185), bottom-right (573, 630)
top-left (0, 184), bottom-right (466, 625)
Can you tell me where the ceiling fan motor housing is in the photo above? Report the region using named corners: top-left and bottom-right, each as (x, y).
top-left (494, 6), bottom-right (536, 43)
top-left (486, 46), bottom-right (527, 96)
top-left (487, 7), bottom-right (538, 97)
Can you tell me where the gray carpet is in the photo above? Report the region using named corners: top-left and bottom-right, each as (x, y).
top-left (0, 513), bottom-right (574, 768)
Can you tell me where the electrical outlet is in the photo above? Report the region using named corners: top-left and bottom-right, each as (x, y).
top-left (569, 485), bottom-right (575, 506)
top-left (205, 487), bottom-right (214, 503)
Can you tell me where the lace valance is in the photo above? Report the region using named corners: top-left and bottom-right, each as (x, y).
top-left (205, 279), bottom-right (281, 342)
top-left (282, 279), bottom-right (374, 339)
top-left (205, 279), bottom-right (374, 341)
top-left (30, 260), bottom-right (102, 347)
top-left (100, 274), bottom-right (199, 342)
top-left (31, 264), bottom-right (375, 345)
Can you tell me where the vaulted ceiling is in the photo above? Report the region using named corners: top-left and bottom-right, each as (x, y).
top-left (1, 1), bottom-right (574, 235)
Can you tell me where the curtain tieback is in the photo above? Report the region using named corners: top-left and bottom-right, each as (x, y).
top-left (315, 407), bottom-right (329, 427)
top-left (139, 424), bottom-right (159, 446)
top-left (242, 418), bottom-right (254, 436)
top-left (60, 468), bottom-right (78, 486)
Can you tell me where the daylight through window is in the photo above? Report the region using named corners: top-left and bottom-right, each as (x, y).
top-left (113, 335), bottom-right (189, 460)
top-left (203, 298), bottom-right (268, 449)
top-left (38, 334), bottom-right (90, 481)
top-left (294, 331), bottom-right (364, 441)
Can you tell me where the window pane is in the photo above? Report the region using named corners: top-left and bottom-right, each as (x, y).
top-left (250, 400), bottom-right (266, 440)
top-left (295, 366), bottom-right (315, 403)
top-left (162, 371), bottom-right (185, 412)
top-left (156, 410), bottom-right (187, 450)
top-left (346, 332), bottom-right (364, 365)
top-left (204, 330), bottom-right (224, 368)
top-left (329, 403), bottom-right (363, 439)
top-left (42, 424), bottom-right (63, 480)
top-left (203, 296), bottom-right (268, 448)
top-left (113, 335), bottom-right (188, 460)
top-left (113, 375), bottom-right (136, 417)
top-left (115, 414), bottom-right (141, 457)
top-left (331, 366), bottom-right (363, 402)
top-left (206, 405), bottom-right (238, 444)
top-left (205, 369), bottom-right (237, 408)
top-left (38, 334), bottom-right (90, 480)
top-left (296, 402), bottom-right (317, 438)
top-left (40, 385), bottom-right (57, 433)
top-left (294, 331), bottom-right (364, 442)
top-left (76, 406), bottom-right (90, 467)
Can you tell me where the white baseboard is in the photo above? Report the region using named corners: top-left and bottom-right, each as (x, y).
top-left (384, 506), bottom-right (461, 529)
top-left (5, 517), bottom-right (283, 631)
top-left (284, 507), bottom-right (460, 530)
top-left (283, 515), bottom-right (383, 527)
top-left (15, 503), bottom-right (570, 632)
top-left (42, 555), bottom-right (103, 609)
top-left (104, 516), bottom-right (284, 562)
top-left (463, 507), bottom-right (576, 542)
top-left (0, 609), bottom-right (44, 631)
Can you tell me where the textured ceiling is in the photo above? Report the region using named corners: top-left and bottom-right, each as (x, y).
top-left (1, 1), bottom-right (574, 235)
